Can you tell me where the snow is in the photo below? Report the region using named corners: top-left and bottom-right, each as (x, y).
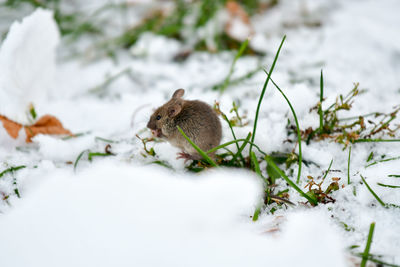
top-left (1, 0), bottom-right (400, 266)
top-left (0, 8), bottom-right (59, 125)
top-left (0, 162), bottom-right (346, 267)
top-left (131, 33), bottom-right (182, 61)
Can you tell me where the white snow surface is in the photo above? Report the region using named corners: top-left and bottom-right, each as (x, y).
top-left (0, 8), bottom-right (59, 124)
top-left (1, 1), bottom-right (400, 266)
top-left (0, 162), bottom-right (346, 267)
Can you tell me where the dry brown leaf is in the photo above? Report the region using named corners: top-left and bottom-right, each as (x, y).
top-left (224, 1), bottom-right (254, 41)
top-left (0, 114), bottom-right (72, 143)
top-left (226, 1), bottom-right (250, 23)
top-left (0, 115), bottom-right (23, 139)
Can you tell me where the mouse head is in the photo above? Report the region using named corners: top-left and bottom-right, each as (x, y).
top-left (147, 89), bottom-right (185, 137)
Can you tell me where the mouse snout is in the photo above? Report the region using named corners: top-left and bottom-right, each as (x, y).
top-left (147, 119), bottom-right (162, 137)
top-left (151, 129), bottom-right (162, 137)
top-left (147, 120), bottom-right (155, 130)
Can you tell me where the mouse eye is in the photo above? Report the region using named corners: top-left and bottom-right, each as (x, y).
top-left (156, 115), bottom-right (161, 120)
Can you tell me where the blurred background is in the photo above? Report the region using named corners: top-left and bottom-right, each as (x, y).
top-left (0, 0), bottom-right (328, 60)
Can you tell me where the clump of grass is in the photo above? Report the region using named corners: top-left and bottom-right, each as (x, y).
top-left (290, 79), bottom-right (400, 147)
top-left (304, 175), bottom-right (340, 204)
top-left (265, 156), bottom-right (318, 206)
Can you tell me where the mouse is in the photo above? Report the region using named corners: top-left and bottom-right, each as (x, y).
top-left (147, 89), bottom-right (222, 161)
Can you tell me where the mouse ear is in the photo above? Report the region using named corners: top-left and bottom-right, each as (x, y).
top-left (172, 89), bottom-right (185, 99)
top-left (168, 104), bottom-right (182, 118)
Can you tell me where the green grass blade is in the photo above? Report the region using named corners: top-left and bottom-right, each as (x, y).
top-left (0, 166), bottom-right (26, 179)
top-left (177, 126), bottom-right (218, 167)
top-left (360, 222), bottom-right (376, 267)
top-left (207, 138), bottom-right (267, 156)
top-left (211, 66), bottom-right (263, 91)
top-left (353, 139), bottom-right (400, 143)
top-left (265, 156), bottom-right (318, 206)
top-left (376, 183), bottom-right (400, 189)
top-left (88, 152), bottom-right (113, 161)
top-left (348, 146), bottom-right (352, 184)
top-left (360, 175), bottom-right (386, 207)
top-left (322, 159), bottom-right (333, 180)
top-left (29, 105), bottom-right (37, 120)
top-left (366, 152), bottom-right (374, 162)
top-left (249, 35), bottom-right (286, 157)
top-left (89, 67), bottom-right (131, 95)
top-left (265, 71), bottom-right (302, 184)
top-left (251, 151), bottom-right (262, 177)
top-left (220, 38), bottom-right (249, 93)
top-left (74, 149), bottom-right (90, 172)
top-left (220, 112), bottom-right (244, 164)
top-left (319, 69), bottom-right (324, 133)
top-left (230, 132), bottom-right (252, 165)
top-left (339, 112), bottom-right (380, 122)
top-left (95, 136), bottom-right (117, 143)
top-left (62, 131), bottom-right (91, 140)
top-left (252, 202), bottom-right (262, 222)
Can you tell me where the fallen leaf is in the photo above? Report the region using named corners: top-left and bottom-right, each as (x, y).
top-left (0, 115), bottom-right (72, 143)
top-left (226, 1), bottom-right (250, 23)
top-left (0, 115), bottom-right (23, 139)
top-left (225, 1), bottom-right (254, 41)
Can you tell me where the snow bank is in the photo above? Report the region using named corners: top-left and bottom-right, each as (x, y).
top-left (0, 8), bottom-right (59, 125)
top-left (0, 162), bottom-right (346, 267)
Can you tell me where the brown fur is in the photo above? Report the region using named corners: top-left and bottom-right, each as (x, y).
top-left (147, 89), bottom-right (222, 160)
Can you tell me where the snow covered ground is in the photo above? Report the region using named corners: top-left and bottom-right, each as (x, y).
top-left (0, 0), bottom-right (399, 266)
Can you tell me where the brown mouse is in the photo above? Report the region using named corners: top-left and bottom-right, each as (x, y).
top-left (147, 89), bottom-right (222, 161)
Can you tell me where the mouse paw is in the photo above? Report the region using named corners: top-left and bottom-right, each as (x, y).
top-left (176, 152), bottom-right (194, 163)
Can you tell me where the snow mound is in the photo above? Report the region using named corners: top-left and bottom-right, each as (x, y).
top-left (0, 161), bottom-right (346, 267)
top-left (0, 8), bottom-right (59, 125)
